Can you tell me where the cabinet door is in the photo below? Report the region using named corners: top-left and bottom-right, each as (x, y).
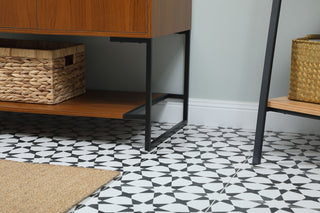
top-left (37, 0), bottom-right (147, 33)
top-left (0, 0), bottom-right (37, 28)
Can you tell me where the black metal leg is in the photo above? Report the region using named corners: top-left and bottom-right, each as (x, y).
top-left (110, 32), bottom-right (191, 151)
top-left (145, 39), bottom-right (152, 151)
top-left (183, 30), bottom-right (191, 122)
top-left (253, 0), bottom-right (282, 165)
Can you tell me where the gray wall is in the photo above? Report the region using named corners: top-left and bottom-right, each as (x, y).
top-left (1, 0), bottom-right (320, 103)
top-left (190, 0), bottom-right (320, 102)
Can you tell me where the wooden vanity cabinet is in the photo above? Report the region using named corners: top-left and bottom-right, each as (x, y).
top-left (0, 0), bottom-right (192, 38)
top-left (0, 0), bottom-right (192, 150)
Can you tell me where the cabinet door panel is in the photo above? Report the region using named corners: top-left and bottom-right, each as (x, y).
top-left (37, 0), bottom-right (147, 33)
top-left (0, 0), bottom-right (37, 28)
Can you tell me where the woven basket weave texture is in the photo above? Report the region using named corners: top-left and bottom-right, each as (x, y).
top-left (289, 35), bottom-right (320, 104)
top-left (0, 39), bottom-right (85, 104)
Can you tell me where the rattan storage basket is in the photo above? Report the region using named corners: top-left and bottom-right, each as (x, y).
top-left (289, 35), bottom-right (320, 104)
top-left (0, 39), bottom-right (85, 104)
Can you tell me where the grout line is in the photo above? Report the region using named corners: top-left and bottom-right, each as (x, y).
top-left (71, 131), bottom-right (168, 212)
top-left (72, 125), bottom-right (170, 212)
top-left (204, 156), bottom-right (251, 213)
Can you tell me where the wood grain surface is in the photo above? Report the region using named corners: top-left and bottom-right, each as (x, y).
top-left (0, 90), bottom-right (163, 119)
top-left (0, 0), bottom-right (37, 29)
top-left (37, 0), bottom-right (147, 33)
top-left (151, 0), bottom-right (192, 37)
top-left (268, 96), bottom-right (320, 117)
top-left (0, 0), bottom-right (192, 38)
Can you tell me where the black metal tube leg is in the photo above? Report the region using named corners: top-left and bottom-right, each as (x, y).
top-left (111, 35), bottom-right (189, 151)
top-left (145, 39), bottom-right (152, 151)
top-left (183, 30), bottom-right (191, 122)
top-left (253, 0), bottom-right (282, 165)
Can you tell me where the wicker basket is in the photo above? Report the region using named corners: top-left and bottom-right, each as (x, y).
top-left (0, 39), bottom-right (85, 104)
top-left (289, 35), bottom-right (320, 104)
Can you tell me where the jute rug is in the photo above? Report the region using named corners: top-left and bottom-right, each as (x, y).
top-left (0, 159), bottom-right (120, 213)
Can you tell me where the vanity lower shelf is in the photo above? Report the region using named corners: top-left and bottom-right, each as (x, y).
top-left (0, 90), bottom-right (163, 119)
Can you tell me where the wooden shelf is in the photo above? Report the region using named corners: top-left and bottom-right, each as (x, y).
top-left (268, 96), bottom-right (320, 117)
top-left (0, 90), bottom-right (163, 119)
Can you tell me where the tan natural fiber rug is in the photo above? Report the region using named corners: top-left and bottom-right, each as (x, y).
top-left (0, 159), bottom-right (120, 213)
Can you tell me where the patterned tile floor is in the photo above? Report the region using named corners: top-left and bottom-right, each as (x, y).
top-left (0, 112), bottom-right (320, 212)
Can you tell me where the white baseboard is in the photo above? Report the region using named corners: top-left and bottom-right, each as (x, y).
top-left (152, 98), bottom-right (320, 134)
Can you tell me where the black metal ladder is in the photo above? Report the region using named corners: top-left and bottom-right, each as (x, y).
top-left (253, 0), bottom-right (320, 165)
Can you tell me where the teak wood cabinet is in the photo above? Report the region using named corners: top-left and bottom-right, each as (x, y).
top-left (0, 0), bottom-right (191, 38)
top-left (0, 0), bottom-right (192, 151)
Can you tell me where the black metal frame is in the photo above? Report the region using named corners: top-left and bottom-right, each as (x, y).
top-left (253, 0), bottom-right (320, 165)
top-left (253, 0), bottom-right (282, 165)
top-left (111, 30), bottom-right (191, 151)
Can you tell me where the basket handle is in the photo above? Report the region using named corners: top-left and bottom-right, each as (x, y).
top-left (306, 34), bottom-right (320, 39)
top-left (65, 54), bottom-right (74, 66)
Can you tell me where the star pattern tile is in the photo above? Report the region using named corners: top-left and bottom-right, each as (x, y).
top-left (0, 112), bottom-right (319, 212)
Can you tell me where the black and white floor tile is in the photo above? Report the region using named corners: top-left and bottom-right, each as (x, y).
top-left (0, 112), bottom-right (319, 212)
